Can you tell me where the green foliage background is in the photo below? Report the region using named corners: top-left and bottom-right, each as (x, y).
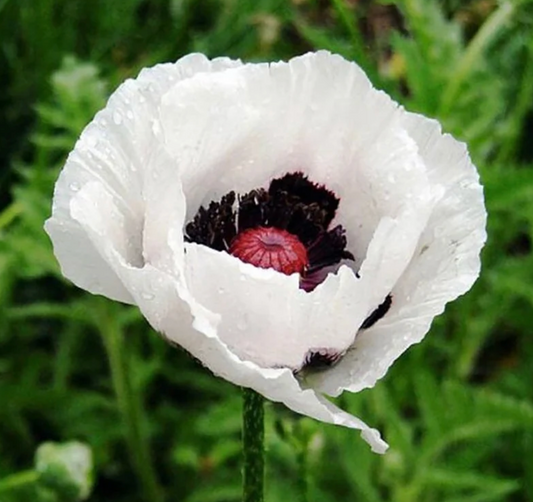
top-left (1, 0), bottom-right (533, 501)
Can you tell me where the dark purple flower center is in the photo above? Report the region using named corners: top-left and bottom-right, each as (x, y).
top-left (185, 172), bottom-right (354, 291)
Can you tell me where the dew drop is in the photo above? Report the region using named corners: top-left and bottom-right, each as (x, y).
top-left (87, 280), bottom-right (101, 291)
top-left (69, 182), bottom-right (80, 192)
top-left (126, 110), bottom-right (134, 120)
top-left (113, 111), bottom-right (123, 125)
top-left (86, 136), bottom-right (98, 147)
top-left (141, 292), bottom-right (155, 300)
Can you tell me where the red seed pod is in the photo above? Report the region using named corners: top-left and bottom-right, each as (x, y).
top-left (229, 227), bottom-right (309, 275)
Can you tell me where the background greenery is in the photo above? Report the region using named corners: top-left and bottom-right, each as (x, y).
top-left (1, 0), bottom-right (533, 500)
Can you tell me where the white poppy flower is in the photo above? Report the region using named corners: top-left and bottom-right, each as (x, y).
top-left (45, 51), bottom-right (486, 454)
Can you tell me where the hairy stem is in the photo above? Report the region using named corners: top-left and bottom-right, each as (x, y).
top-left (242, 388), bottom-right (265, 502)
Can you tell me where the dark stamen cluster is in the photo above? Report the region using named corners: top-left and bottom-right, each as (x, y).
top-left (185, 191), bottom-right (237, 251)
top-left (301, 348), bottom-right (345, 371)
top-left (185, 172), bottom-right (354, 290)
top-left (360, 294), bottom-right (393, 329)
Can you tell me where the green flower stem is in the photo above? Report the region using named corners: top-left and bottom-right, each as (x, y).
top-left (0, 470), bottom-right (39, 493)
top-left (242, 388), bottom-right (265, 502)
top-left (99, 302), bottom-right (163, 502)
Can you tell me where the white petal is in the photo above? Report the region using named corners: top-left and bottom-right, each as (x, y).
top-left (312, 112), bottom-right (486, 396)
top-left (357, 180), bottom-right (443, 309)
top-left (45, 216), bottom-right (136, 303)
top-left (183, 243), bottom-right (372, 369)
top-left (45, 54), bottom-right (243, 300)
top-left (67, 180), bottom-right (388, 453)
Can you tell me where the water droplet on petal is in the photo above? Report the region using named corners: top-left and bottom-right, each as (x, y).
top-left (113, 111), bottom-right (123, 125)
top-left (69, 182), bottom-right (80, 192)
top-left (141, 292), bottom-right (155, 300)
top-left (86, 136), bottom-right (97, 147)
top-left (88, 280), bottom-right (101, 291)
top-left (126, 110), bottom-right (134, 120)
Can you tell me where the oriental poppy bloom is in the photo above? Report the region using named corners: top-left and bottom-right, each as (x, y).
top-left (45, 52), bottom-right (486, 453)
